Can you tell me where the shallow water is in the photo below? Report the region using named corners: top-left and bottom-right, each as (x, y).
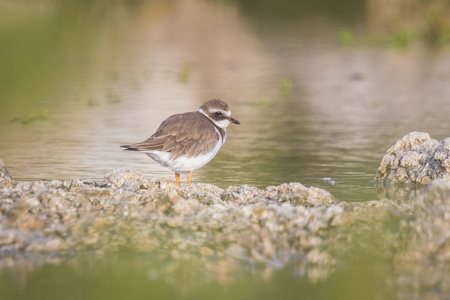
top-left (2, 0), bottom-right (450, 202)
top-left (1, 0), bottom-right (450, 298)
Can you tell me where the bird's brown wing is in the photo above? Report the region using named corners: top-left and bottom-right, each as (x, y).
top-left (125, 112), bottom-right (220, 159)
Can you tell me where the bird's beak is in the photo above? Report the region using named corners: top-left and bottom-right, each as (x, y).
top-left (229, 117), bottom-right (240, 125)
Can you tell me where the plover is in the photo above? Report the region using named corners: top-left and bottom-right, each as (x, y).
top-left (121, 99), bottom-right (240, 186)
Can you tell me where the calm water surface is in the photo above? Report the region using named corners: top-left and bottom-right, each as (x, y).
top-left (1, 0), bottom-right (450, 299)
top-left (1, 0), bottom-right (450, 202)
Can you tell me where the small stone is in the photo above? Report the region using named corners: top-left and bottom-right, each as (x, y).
top-left (173, 199), bottom-right (199, 215)
top-left (1, 197), bottom-right (28, 226)
top-left (200, 247), bottom-right (214, 256)
top-left (17, 215), bottom-right (44, 231)
top-left (225, 244), bottom-right (247, 260)
top-left (252, 207), bottom-right (269, 219)
top-left (166, 218), bottom-right (182, 228)
top-left (104, 169), bottom-right (149, 190)
top-left (93, 217), bottom-right (107, 229)
top-left (0, 230), bottom-right (16, 245)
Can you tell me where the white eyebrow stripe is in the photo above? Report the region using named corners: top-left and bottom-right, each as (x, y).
top-left (209, 108), bottom-right (231, 117)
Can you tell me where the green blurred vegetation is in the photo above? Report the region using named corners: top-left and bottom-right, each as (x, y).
top-left (424, 14), bottom-right (450, 47)
top-left (338, 28), bottom-right (418, 49)
top-left (9, 111), bottom-right (49, 125)
top-left (179, 61), bottom-right (191, 84)
top-left (233, 0), bottom-right (365, 23)
top-left (278, 76), bottom-right (292, 98)
top-left (246, 96), bottom-right (269, 107)
top-left (107, 93), bottom-right (122, 105)
top-left (87, 98), bottom-right (100, 107)
top-left (338, 11), bottom-right (450, 49)
top-left (337, 28), bottom-right (356, 47)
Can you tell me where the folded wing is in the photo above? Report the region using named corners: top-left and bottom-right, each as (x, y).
top-left (121, 112), bottom-right (220, 159)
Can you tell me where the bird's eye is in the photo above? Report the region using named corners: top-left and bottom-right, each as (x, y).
top-left (214, 112), bottom-right (222, 116)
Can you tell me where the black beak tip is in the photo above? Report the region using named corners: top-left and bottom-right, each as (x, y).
top-left (230, 117), bottom-right (240, 125)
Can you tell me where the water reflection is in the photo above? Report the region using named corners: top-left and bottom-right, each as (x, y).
top-left (0, 252), bottom-right (397, 300)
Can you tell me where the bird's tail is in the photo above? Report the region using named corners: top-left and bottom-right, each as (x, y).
top-left (120, 145), bottom-right (138, 151)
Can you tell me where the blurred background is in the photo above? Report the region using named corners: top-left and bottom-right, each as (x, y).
top-left (1, 0), bottom-right (450, 299)
top-left (1, 0), bottom-right (450, 201)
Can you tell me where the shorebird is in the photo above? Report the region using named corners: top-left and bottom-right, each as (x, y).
top-left (121, 99), bottom-right (240, 186)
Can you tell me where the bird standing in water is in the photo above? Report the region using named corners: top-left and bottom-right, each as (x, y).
top-left (121, 99), bottom-right (240, 186)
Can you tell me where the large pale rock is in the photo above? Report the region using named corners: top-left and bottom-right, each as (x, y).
top-left (376, 132), bottom-right (450, 186)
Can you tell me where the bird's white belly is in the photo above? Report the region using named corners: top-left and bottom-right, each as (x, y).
top-left (144, 136), bottom-right (224, 173)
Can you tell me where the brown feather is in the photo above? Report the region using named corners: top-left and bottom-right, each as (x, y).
top-left (125, 112), bottom-right (221, 159)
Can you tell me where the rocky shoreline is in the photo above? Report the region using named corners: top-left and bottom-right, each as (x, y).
top-left (0, 166), bottom-right (342, 267)
top-left (1, 132), bottom-right (450, 298)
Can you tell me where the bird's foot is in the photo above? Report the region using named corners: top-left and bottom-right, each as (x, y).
top-left (187, 170), bottom-right (193, 186)
top-left (175, 173), bottom-right (181, 187)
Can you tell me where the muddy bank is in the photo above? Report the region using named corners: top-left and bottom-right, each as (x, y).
top-left (0, 160), bottom-right (449, 298)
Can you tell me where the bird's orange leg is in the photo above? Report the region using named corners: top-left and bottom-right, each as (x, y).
top-left (187, 170), bottom-right (193, 186)
top-left (175, 173), bottom-right (181, 187)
